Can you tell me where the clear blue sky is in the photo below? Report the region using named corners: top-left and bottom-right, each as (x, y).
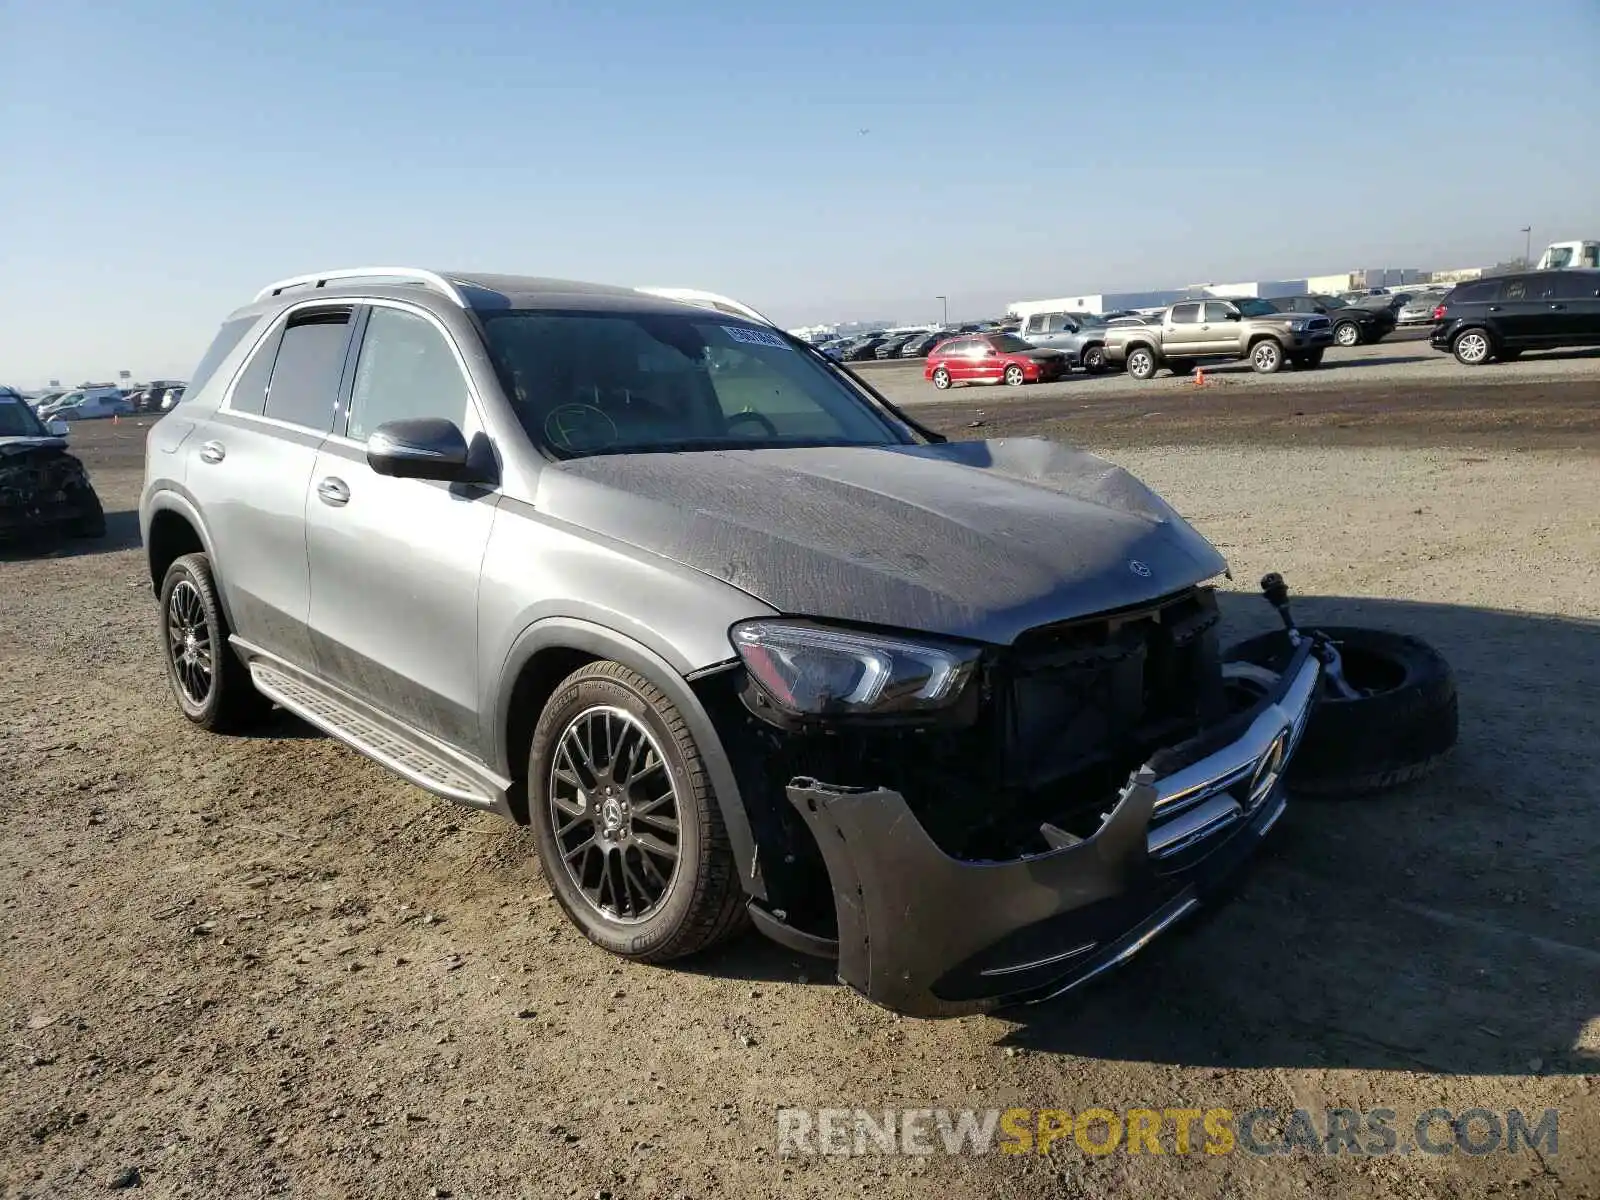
top-left (3, 0), bottom-right (1596, 385)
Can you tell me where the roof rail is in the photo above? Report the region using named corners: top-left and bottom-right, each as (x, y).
top-left (253, 267), bottom-right (467, 306)
top-left (635, 287), bottom-right (776, 327)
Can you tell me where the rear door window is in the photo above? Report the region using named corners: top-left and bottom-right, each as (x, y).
top-left (261, 309), bottom-right (352, 431)
top-left (1499, 279), bottom-right (1529, 302)
top-left (1170, 303), bottom-right (1201, 324)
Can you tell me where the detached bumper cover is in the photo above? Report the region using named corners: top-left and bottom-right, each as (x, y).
top-left (786, 641), bottom-right (1320, 1017)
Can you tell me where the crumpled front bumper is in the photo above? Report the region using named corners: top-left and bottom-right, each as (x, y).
top-left (785, 640), bottom-right (1321, 1018)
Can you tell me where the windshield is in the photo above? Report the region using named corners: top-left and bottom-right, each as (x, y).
top-left (0, 392), bottom-right (51, 437)
top-left (986, 334), bottom-right (1033, 353)
top-left (1544, 247), bottom-right (1573, 269)
top-left (1229, 299), bottom-right (1277, 317)
top-left (479, 311), bottom-right (917, 457)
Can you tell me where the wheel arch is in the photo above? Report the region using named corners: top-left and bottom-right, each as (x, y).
top-left (143, 493), bottom-right (238, 625)
top-left (495, 617), bottom-right (765, 900)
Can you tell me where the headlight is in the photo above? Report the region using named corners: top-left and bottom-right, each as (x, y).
top-left (730, 620), bottom-right (980, 717)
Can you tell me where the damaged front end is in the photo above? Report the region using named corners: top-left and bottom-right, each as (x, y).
top-left (0, 442), bottom-right (102, 540)
top-left (698, 586), bottom-right (1321, 1017)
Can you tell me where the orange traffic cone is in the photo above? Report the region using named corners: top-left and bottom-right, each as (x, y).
top-left (1193, 367), bottom-right (1206, 387)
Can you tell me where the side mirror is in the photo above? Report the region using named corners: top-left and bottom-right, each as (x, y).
top-left (366, 418), bottom-right (478, 482)
top-left (1225, 311), bottom-right (1242, 321)
top-left (46, 419), bottom-right (69, 436)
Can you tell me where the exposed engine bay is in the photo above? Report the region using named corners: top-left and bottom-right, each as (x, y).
top-left (698, 585), bottom-right (1235, 936)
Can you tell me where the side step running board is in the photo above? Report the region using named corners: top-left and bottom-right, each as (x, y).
top-left (248, 659), bottom-right (504, 811)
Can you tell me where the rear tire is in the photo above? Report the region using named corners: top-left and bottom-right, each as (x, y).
top-left (1125, 346), bottom-right (1159, 381)
top-left (1003, 364), bottom-right (1026, 386)
top-left (1224, 626), bottom-right (1458, 796)
top-left (158, 553), bottom-right (271, 732)
top-left (1081, 344), bottom-right (1108, 374)
top-left (529, 661), bottom-right (747, 963)
top-left (931, 367), bottom-right (951, 390)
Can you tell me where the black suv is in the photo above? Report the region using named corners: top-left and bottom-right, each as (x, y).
top-left (1431, 270), bottom-right (1600, 365)
top-left (1266, 294), bottom-right (1395, 347)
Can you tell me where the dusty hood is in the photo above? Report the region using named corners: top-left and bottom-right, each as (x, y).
top-left (0, 436), bottom-right (69, 455)
top-left (540, 439), bottom-right (1228, 644)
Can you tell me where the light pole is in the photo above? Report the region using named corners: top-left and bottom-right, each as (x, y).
top-left (1521, 225), bottom-right (1532, 267)
top-left (936, 295), bottom-right (948, 327)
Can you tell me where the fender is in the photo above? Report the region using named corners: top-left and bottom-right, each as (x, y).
top-left (141, 486), bottom-right (242, 630)
top-left (495, 616), bottom-right (766, 900)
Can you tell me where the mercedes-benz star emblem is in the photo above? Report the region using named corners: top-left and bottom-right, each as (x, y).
top-left (1246, 729), bottom-right (1290, 808)
top-left (1128, 559), bottom-right (1152, 577)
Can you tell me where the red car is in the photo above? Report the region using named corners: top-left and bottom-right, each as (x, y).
top-left (923, 334), bottom-right (1070, 389)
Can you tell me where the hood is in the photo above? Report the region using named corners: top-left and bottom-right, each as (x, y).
top-left (538, 439), bottom-right (1228, 645)
top-left (0, 435), bottom-right (69, 455)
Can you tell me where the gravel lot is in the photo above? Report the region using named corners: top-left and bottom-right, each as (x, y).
top-left (3, 373), bottom-right (1598, 1199)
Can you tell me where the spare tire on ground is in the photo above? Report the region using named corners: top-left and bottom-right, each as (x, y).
top-left (1223, 626), bottom-right (1458, 796)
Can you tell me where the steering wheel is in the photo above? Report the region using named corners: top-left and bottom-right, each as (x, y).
top-left (724, 409), bottom-right (779, 439)
top-left (544, 403), bottom-right (619, 453)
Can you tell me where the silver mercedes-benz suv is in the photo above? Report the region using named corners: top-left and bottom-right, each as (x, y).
top-left (140, 268), bottom-right (1326, 1016)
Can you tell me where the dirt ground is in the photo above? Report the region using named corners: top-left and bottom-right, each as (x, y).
top-left (3, 377), bottom-right (1598, 1199)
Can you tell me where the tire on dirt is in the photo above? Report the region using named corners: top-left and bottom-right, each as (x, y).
top-left (528, 660), bottom-right (747, 963)
top-left (158, 552), bottom-right (272, 731)
top-left (1223, 625), bottom-right (1458, 796)
top-left (69, 488), bottom-right (106, 538)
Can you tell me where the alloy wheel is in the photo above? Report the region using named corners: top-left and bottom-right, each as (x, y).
top-left (1004, 365), bottom-right (1025, 386)
top-left (548, 705), bottom-right (681, 922)
top-left (1455, 331), bottom-right (1489, 364)
top-left (1252, 342), bottom-right (1280, 372)
top-left (166, 579), bottom-right (214, 706)
top-left (1335, 322), bottom-right (1360, 346)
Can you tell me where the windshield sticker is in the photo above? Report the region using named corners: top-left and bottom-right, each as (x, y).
top-left (722, 325), bottom-right (791, 351)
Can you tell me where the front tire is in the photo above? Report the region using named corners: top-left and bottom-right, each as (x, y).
top-left (1080, 343), bottom-right (1108, 374)
top-left (68, 488), bottom-right (106, 538)
top-left (1249, 339), bottom-right (1284, 374)
top-left (931, 367), bottom-right (951, 390)
top-left (1452, 328), bottom-right (1493, 366)
top-left (529, 661), bottom-right (746, 963)
top-left (1334, 321), bottom-right (1362, 347)
top-left (1003, 364), bottom-right (1026, 386)
top-left (158, 553), bottom-right (270, 731)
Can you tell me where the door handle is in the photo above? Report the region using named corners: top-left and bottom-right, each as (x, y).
top-left (317, 476), bottom-right (350, 507)
top-left (198, 440), bottom-right (225, 464)
top-left (1549, 303), bottom-right (1566, 310)
top-left (1487, 305), bottom-right (1503, 312)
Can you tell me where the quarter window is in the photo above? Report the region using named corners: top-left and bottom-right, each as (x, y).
top-left (261, 309), bottom-right (352, 431)
top-left (346, 307), bottom-right (472, 442)
top-left (1499, 279), bottom-right (1528, 302)
top-left (229, 326), bottom-right (282, 415)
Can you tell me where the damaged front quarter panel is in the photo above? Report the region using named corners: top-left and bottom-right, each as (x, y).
top-left (0, 441), bottom-right (101, 537)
